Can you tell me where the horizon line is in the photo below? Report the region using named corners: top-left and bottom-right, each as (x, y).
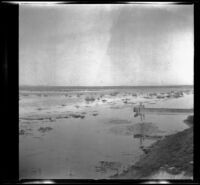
top-left (19, 84), bottom-right (193, 87)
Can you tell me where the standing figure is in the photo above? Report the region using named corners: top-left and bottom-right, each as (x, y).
top-left (139, 102), bottom-right (145, 121)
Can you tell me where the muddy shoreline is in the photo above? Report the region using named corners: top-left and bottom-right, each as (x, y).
top-left (111, 116), bottom-right (193, 179)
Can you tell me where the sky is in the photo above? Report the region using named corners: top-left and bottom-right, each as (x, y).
top-left (19, 4), bottom-right (194, 86)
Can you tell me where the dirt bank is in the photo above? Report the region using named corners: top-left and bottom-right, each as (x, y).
top-left (112, 119), bottom-right (193, 179)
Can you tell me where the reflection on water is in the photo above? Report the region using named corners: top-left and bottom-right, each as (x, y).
top-left (132, 106), bottom-right (164, 152)
top-left (19, 87), bottom-right (193, 179)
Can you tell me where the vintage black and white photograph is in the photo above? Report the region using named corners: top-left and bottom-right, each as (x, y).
top-left (19, 3), bottom-right (194, 179)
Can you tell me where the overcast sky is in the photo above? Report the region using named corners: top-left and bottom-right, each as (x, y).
top-left (19, 4), bottom-right (193, 86)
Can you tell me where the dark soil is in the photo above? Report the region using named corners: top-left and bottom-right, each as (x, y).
top-left (112, 126), bottom-right (193, 179)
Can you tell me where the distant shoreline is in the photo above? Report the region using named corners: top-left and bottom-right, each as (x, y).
top-left (19, 85), bottom-right (193, 91)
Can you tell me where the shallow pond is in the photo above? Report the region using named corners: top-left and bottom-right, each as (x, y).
top-left (19, 91), bottom-right (193, 179)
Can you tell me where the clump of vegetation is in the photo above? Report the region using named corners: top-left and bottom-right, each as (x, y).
top-left (99, 94), bottom-right (104, 98)
top-left (110, 92), bottom-right (118, 96)
top-left (38, 127), bottom-right (53, 133)
top-left (49, 117), bottom-right (56, 122)
top-left (69, 114), bottom-right (85, 119)
top-left (157, 95), bottom-right (165, 99)
top-left (144, 96), bottom-right (152, 99)
top-left (184, 115), bottom-right (193, 127)
top-left (22, 93), bottom-right (29, 96)
top-left (149, 92), bottom-right (157, 96)
top-left (85, 97), bottom-right (95, 102)
top-left (19, 129), bottom-right (32, 135)
top-left (132, 93), bottom-right (137, 97)
top-left (166, 93), bottom-right (172, 98)
top-left (173, 91), bottom-right (184, 98)
top-left (122, 98), bottom-right (130, 104)
top-left (19, 129), bottom-right (25, 135)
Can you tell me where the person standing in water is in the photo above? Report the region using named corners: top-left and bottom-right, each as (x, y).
top-left (133, 102), bottom-right (145, 120)
top-left (133, 102), bottom-right (146, 148)
top-left (139, 102), bottom-right (145, 121)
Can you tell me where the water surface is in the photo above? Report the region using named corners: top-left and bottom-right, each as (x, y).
top-left (19, 86), bottom-right (193, 179)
